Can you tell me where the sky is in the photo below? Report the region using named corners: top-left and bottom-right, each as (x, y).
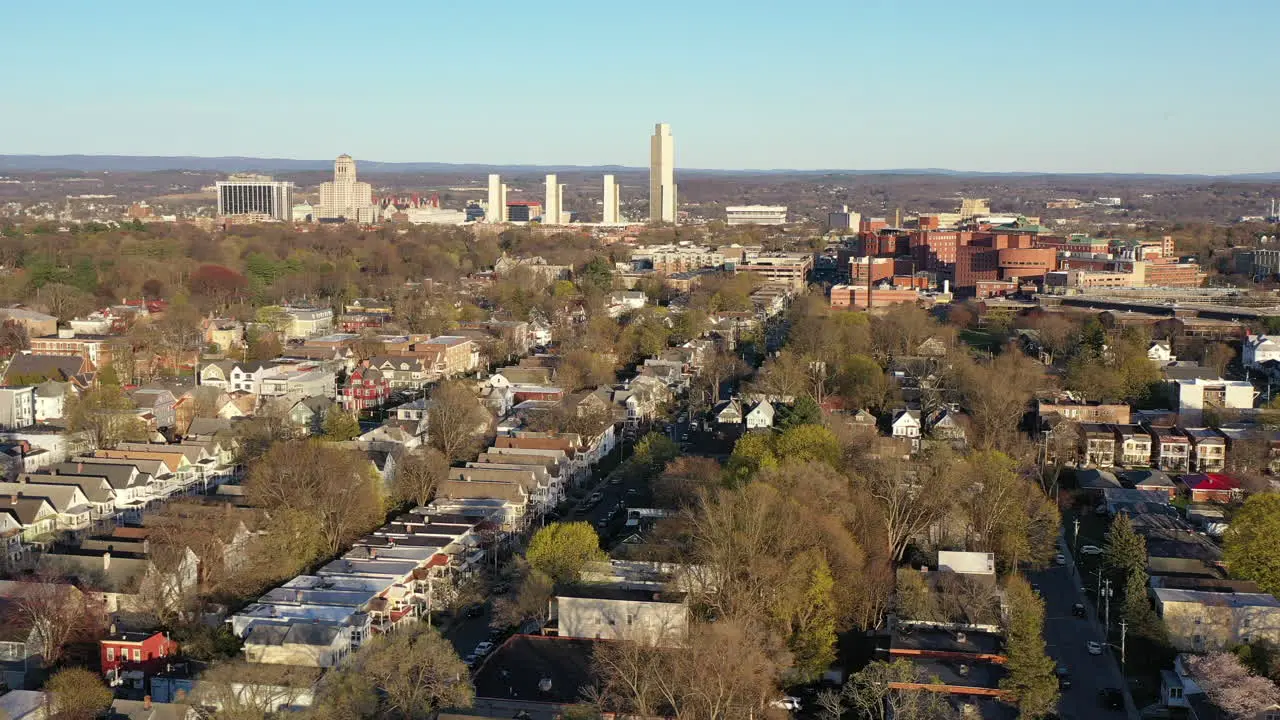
top-left (2, 0), bottom-right (1278, 174)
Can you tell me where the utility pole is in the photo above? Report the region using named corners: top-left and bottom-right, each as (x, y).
top-left (1096, 566), bottom-right (1105, 612)
top-left (1073, 518), bottom-right (1081, 556)
top-left (1119, 620), bottom-right (1127, 671)
top-left (1102, 578), bottom-right (1114, 636)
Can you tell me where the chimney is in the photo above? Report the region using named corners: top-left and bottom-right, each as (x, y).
top-left (103, 552), bottom-right (111, 572)
top-left (175, 689), bottom-right (186, 702)
top-left (143, 696), bottom-right (151, 710)
top-left (77, 462), bottom-right (83, 472)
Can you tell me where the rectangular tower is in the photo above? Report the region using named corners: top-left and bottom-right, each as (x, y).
top-left (649, 123), bottom-right (676, 224)
top-left (602, 175), bottom-right (621, 224)
top-left (487, 174), bottom-right (507, 223)
top-left (544, 174), bottom-right (563, 225)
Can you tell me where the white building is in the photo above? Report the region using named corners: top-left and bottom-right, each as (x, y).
top-left (543, 174), bottom-right (565, 225)
top-left (602, 174), bottom-right (621, 224)
top-left (317, 155), bottom-right (377, 223)
top-left (0, 387), bottom-right (35, 430)
top-left (1148, 341), bottom-right (1176, 365)
top-left (403, 207), bottom-right (467, 225)
top-left (726, 205), bottom-right (788, 226)
top-left (216, 174), bottom-right (294, 222)
top-left (1243, 334), bottom-right (1280, 367)
top-left (1173, 378), bottom-right (1255, 425)
top-left (486, 174), bottom-right (507, 223)
top-left (828, 205), bottom-right (861, 231)
top-left (649, 123), bottom-right (676, 224)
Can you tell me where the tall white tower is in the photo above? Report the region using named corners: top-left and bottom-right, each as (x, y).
top-left (487, 174), bottom-right (507, 223)
top-left (649, 123), bottom-right (676, 224)
top-left (318, 154), bottom-right (375, 222)
top-left (602, 175), bottom-right (621, 224)
top-left (543, 174), bottom-right (565, 225)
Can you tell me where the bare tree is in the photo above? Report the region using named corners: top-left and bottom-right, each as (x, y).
top-left (850, 449), bottom-right (956, 562)
top-left (0, 578), bottom-right (105, 666)
top-left (426, 381), bottom-right (490, 462)
top-left (392, 447), bottom-right (449, 507)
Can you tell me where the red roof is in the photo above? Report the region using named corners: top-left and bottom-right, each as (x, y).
top-left (426, 553), bottom-right (449, 568)
top-left (1182, 473), bottom-right (1240, 492)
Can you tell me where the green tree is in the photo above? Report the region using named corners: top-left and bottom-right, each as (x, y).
top-left (724, 431), bottom-right (778, 485)
top-left (1123, 567), bottom-right (1168, 645)
top-left (578, 256), bottom-right (615, 294)
top-left (1225, 494), bottom-right (1280, 596)
top-left (774, 424), bottom-right (841, 467)
top-left (323, 408), bottom-right (362, 441)
top-left (1103, 513), bottom-right (1148, 579)
top-left (1000, 575), bottom-right (1059, 718)
top-left (526, 522), bottom-right (606, 584)
top-left (45, 667), bottom-right (113, 720)
top-left (773, 549), bottom-right (838, 680)
top-left (776, 396), bottom-right (822, 430)
top-left (66, 385), bottom-right (149, 449)
top-left (840, 659), bottom-right (957, 720)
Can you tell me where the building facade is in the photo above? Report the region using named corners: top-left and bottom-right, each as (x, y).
top-left (216, 174), bottom-right (294, 222)
top-left (649, 123), bottom-right (676, 224)
top-left (317, 155), bottom-right (376, 223)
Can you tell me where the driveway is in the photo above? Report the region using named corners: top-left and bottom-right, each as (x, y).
top-left (1026, 542), bottom-right (1137, 720)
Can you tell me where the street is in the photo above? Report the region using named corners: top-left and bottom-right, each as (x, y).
top-left (1026, 541), bottom-right (1136, 720)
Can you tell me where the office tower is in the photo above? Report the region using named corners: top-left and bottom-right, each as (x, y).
top-left (602, 175), bottom-right (621, 224)
top-left (317, 154), bottom-right (376, 222)
top-left (487, 174), bottom-right (508, 223)
top-left (543, 174), bottom-right (565, 225)
top-left (215, 174), bottom-right (294, 221)
top-left (649, 122), bottom-right (676, 224)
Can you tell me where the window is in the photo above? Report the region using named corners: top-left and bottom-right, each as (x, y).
top-left (1169, 687), bottom-right (1183, 700)
top-left (132, 648), bottom-right (140, 661)
top-left (106, 647), bottom-right (115, 662)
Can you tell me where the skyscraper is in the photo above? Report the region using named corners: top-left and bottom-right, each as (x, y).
top-left (317, 154), bottom-right (376, 223)
top-left (649, 123), bottom-right (676, 224)
top-left (215, 174), bottom-right (294, 221)
top-left (487, 174), bottom-right (508, 223)
top-left (602, 175), bottom-right (621, 224)
top-left (543, 174), bottom-right (565, 225)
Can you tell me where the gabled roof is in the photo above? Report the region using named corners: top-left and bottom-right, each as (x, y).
top-left (1181, 473), bottom-right (1240, 493)
top-left (4, 354), bottom-right (88, 383)
top-left (0, 495), bottom-right (55, 525)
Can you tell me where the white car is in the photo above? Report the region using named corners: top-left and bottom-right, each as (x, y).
top-left (1080, 545), bottom-right (1103, 556)
top-left (1054, 553), bottom-right (1066, 566)
top-left (1087, 641), bottom-right (1104, 656)
top-left (473, 641), bottom-right (494, 656)
top-left (769, 697), bottom-right (802, 711)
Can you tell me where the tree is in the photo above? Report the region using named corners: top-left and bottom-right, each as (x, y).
top-left (36, 283), bottom-right (93, 322)
top-left (1185, 652), bottom-right (1280, 719)
top-left (1122, 567), bottom-right (1168, 646)
top-left (526, 522), bottom-right (606, 584)
top-left (0, 319), bottom-right (29, 357)
top-left (839, 659), bottom-right (958, 720)
top-left (65, 385), bottom-right (149, 449)
top-left (1204, 341), bottom-right (1237, 378)
top-left (1000, 575), bottom-right (1059, 718)
top-left (771, 549), bottom-right (838, 680)
top-left (1103, 513), bottom-right (1148, 580)
top-left (192, 662), bottom-right (316, 720)
top-left (491, 561), bottom-right (555, 629)
top-left (1225, 493), bottom-right (1280, 596)
top-left (853, 450), bottom-right (956, 562)
top-left (0, 578), bottom-right (104, 666)
top-left (750, 350), bottom-right (810, 402)
top-left (723, 431), bottom-right (778, 485)
top-left (776, 396), bottom-right (822, 430)
top-left (312, 624), bottom-right (472, 719)
top-left (392, 447), bottom-right (449, 507)
top-left (244, 441), bottom-right (385, 554)
top-left (894, 567), bottom-right (942, 622)
top-left (958, 348), bottom-right (1044, 451)
top-left (653, 456), bottom-right (722, 510)
top-left (189, 264), bottom-right (247, 308)
top-left (322, 408), bottom-right (361, 441)
top-left (774, 424), bottom-right (841, 467)
top-left (45, 668), bottom-right (113, 720)
top-left (426, 381), bottom-right (489, 462)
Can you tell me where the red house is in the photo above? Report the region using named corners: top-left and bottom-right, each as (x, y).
top-left (341, 365), bottom-right (391, 413)
top-left (1180, 473), bottom-right (1242, 504)
top-left (101, 630), bottom-right (178, 682)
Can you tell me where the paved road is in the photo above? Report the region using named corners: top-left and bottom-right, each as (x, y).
top-left (445, 603), bottom-right (495, 659)
top-left (1027, 541), bottom-right (1136, 720)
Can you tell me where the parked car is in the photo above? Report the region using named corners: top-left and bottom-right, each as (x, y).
top-left (1080, 545), bottom-right (1103, 556)
top-left (1056, 665), bottom-right (1072, 690)
top-left (609, 477), bottom-right (622, 485)
top-left (769, 697), bottom-right (801, 711)
top-left (1054, 553), bottom-right (1066, 566)
top-left (474, 641), bottom-right (494, 656)
top-left (464, 653), bottom-right (478, 668)
top-left (465, 604), bottom-right (485, 618)
top-left (1072, 602), bottom-right (1086, 618)
top-left (1087, 641), bottom-right (1104, 656)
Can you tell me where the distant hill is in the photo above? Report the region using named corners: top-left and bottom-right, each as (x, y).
top-left (0, 154), bottom-right (1278, 180)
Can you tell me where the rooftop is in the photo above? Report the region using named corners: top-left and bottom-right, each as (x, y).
top-left (472, 635), bottom-right (595, 705)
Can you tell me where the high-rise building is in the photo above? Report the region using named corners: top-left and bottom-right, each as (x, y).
top-left (487, 174), bottom-right (508, 223)
top-left (216, 174), bottom-right (294, 221)
top-left (649, 123), bottom-right (676, 224)
top-left (602, 175), bottom-right (621, 224)
top-left (543, 174), bottom-right (565, 225)
top-left (317, 154), bottom-right (376, 223)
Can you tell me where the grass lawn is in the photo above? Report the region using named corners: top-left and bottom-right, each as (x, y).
top-left (959, 328), bottom-right (1000, 353)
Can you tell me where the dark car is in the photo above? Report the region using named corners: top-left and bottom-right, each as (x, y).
top-left (465, 604), bottom-right (485, 618)
top-left (1099, 687), bottom-right (1123, 710)
top-left (1056, 665), bottom-right (1071, 690)
top-left (1072, 602), bottom-right (1086, 618)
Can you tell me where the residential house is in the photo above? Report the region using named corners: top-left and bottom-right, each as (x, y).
top-left (0, 495), bottom-right (57, 552)
top-left (743, 400), bottom-right (774, 430)
top-left (280, 306), bottom-right (334, 340)
top-left (33, 380), bottom-right (71, 422)
top-left (340, 366), bottom-right (391, 413)
top-left (0, 481), bottom-right (92, 538)
top-left (605, 291), bottom-right (648, 318)
top-left (1184, 428), bottom-right (1227, 473)
top-left (892, 409), bottom-right (922, 448)
top-left (0, 689), bottom-right (47, 720)
top-left (0, 599), bottom-right (43, 669)
top-left (1154, 588), bottom-right (1280, 652)
top-left (1036, 399), bottom-right (1131, 425)
top-left (100, 630), bottom-right (179, 683)
top-left (1122, 469), bottom-right (1178, 500)
top-left (367, 356), bottom-right (431, 390)
top-left (551, 585), bottom-right (687, 646)
top-left (40, 540), bottom-right (199, 627)
top-left (107, 697), bottom-right (195, 720)
top-left (287, 396), bottom-right (332, 435)
top-left (1081, 424), bottom-right (1117, 467)
top-left (0, 387), bottom-right (34, 430)
top-left (203, 318), bottom-right (244, 353)
top-left (48, 461), bottom-right (154, 522)
top-left (414, 336), bottom-right (479, 377)
top-left (927, 409), bottom-right (967, 445)
top-left (242, 624), bottom-right (350, 668)
top-left (1114, 424), bottom-right (1153, 466)
top-left (1148, 341), bottom-right (1176, 364)
top-left (4, 353), bottom-right (93, 386)
top-left (712, 399), bottom-right (743, 427)
top-left (1150, 426), bottom-right (1192, 473)
top-left (1180, 473), bottom-right (1242, 504)
top-left (1172, 378), bottom-right (1255, 425)
top-left (0, 308), bottom-right (57, 338)
top-left (1243, 334), bottom-right (1280, 367)
top-left (130, 388), bottom-right (177, 430)
top-left (0, 511), bottom-right (25, 566)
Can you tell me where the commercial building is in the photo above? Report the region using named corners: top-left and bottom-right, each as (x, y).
top-left (830, 285), bottom-right (921, 309)
top-left (602, 175), bottom-right (621, 224)
top-left (505, 201), bottom-right (542, 223)
top-left (543, 174), bottom-right (565, 225)
top-left (1172, 377), bottom-right (1254, 425)
top-left (649, 123), bottom-right (676, 224)
top-left (633, 244), bottom-right (724, 274)
top-left (486, 174), bottom-right (507, 223)
top-left (734, 253), bottom-right (813, 290)
top-left (216, 174), bottom-right (294, 222)
top-left (317, 155), bottom-right (376, 223)
top-left (725, 205), bottom-right (788, 226)
top-left (828, 205), bottom-right (861, 231)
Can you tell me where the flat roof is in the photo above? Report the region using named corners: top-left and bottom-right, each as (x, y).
top-left (556, 585), bottom-right (685, 603)
top-left (1153, 588), bottom-right (1280, 608)
top-left (472, 635), bottom-right (596, 705)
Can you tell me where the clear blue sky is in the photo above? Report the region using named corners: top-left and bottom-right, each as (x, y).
top-left (2, 0), bottom-right (1277, 173)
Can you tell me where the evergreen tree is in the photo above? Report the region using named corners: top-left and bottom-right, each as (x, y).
top-left (1123, 567), bottom-right (1168, 645)
top-left (1000, 575), bottom-right (1059, 718)
top-left (323, 408), bottom-right (362, 441)
top-left (1103, 513), bottom-right (1147, 579)
top-left (777, 396), bottom-right (822, 430)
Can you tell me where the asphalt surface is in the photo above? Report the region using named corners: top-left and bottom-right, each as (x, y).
top-left (1027, 541), bottom-right (1137, 720)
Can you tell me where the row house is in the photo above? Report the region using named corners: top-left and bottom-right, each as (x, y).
top-left (340, 366), bottom-right (392, 413)
top-left (1183, 428), bottom-right (1227, 473)
top-left (367, 356), bottom-right (431, 390)
top-left (1079, 424), bottom-right (1220, 474)
top-left (1150, 426), bottom-right (1192, 473)
top-left (495, 434), bottom-right (590, 482)
top-left (433, 479), bottom-right (528, 528)
top-left (1081, 424), bottom-right (1117, 467)
top-left (93, 447), bottom-right (199, 496)
top-left (1115, 425), bottom-right (1153, 466)
top-left (46, 462), bottom-right (154, 522)
top-left (0, 495), bottom-right (56, 561)
top-left (0, 480), bottom-right (93, 539)
top-left (0, 510), bottom-right (26, 566)
top-left (448, 466), bottom-right (557, 515)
